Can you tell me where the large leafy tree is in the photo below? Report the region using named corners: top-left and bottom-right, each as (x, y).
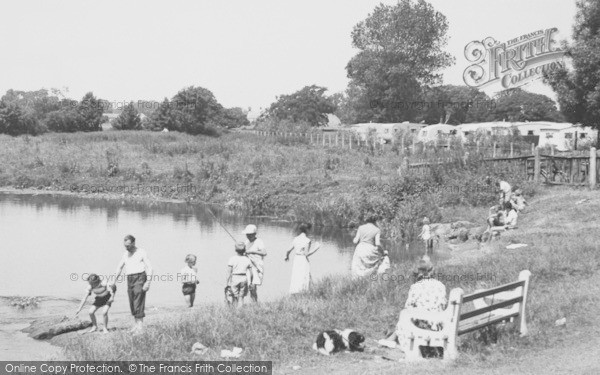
top-left (112, 102), bottom-right (142, 130)
top-left (45, 109), bottom-right (85, 133)
top-left (219, 107), bottom-right (250, 129)
top-left (77, 92), bottom-right (104, 132)
top-left (346, 0), bottom-right (454, 122)
top-left (145, 98), bottom-right (177, 131)
top-left (266, 85), bottom-right (335, 126)
top-left (171, 86), bottom-right (223, 135)
top-left (545, 0), bottom-right (600, 141)
top-left (489, 89), bottom-right (564, 122)
top-left (0, 100), bottom-right (44, 135)
top-left (1, 89), bottom-right (61, 121)
top-left (416, 85), bottom-right (492, 124)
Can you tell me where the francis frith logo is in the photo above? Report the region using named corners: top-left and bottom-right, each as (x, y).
top-left (463, 28), bottom-right (565, 90)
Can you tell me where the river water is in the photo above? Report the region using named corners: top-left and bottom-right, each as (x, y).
top-left (0, 192), bottom-right (428, 360)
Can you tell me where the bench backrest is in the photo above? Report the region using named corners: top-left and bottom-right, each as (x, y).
top-left (457, 270), bottom-right (531, 336)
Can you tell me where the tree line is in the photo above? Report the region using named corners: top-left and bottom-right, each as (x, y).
top-left (2, 0), bottom-right (598, 137)
top-left (0, 86), bottom-right (249, 136)
top-left (258, 0), bottom-right (599, 136)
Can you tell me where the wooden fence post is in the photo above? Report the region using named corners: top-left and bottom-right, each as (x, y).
top-left (400, 136), bottom-right (405, 155)
top-left (510, 143), bottom-right (514, 158)
top-left (590, 147), bottom-right (597, 189)
top-left (534, 147), bottom-right (541, 182)
top-left (551, 146), bottom-right (555, 156)
top-left (493, 142), bottom-right (497, 158)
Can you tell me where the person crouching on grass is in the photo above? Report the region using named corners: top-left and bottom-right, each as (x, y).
top-left (75, 274), bottom-right (115, 333)
top-left (180, 254), bottom-right (199, 307)
top-left (226, 242), bottom-right (253, 308)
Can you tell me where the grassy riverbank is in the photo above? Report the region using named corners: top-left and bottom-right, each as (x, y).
top-left (0, 131), bottom-right (533, 239)
top-left (55, 187), bottom-right (600, 374)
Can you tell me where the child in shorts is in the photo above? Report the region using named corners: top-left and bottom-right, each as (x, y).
top-left (418, 217), bottom-right (433, 254)
top-left (226, 242), bottom-right (253, 307)
top-left (75, 273), bottom-right (115, 333)
top-left (180, 254), bottom-right (199, 307)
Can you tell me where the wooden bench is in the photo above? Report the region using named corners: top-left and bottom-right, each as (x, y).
top-left (399, 270), bottom-right (531, 361)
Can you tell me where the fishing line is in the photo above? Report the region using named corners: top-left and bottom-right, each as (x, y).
top-left (205, 207), bottom-right (262, 273)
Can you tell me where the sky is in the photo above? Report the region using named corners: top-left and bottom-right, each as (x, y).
top-left (0, 0), bottom-right (578, 115)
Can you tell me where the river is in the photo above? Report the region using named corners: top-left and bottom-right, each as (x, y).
top-left (0, 191), bottom-right (428, 360)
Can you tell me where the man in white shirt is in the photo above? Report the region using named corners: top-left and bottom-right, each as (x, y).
top-left (111, 234), bottom-right (153, 333)
top-left (242, 224), bottom-right (267, 303)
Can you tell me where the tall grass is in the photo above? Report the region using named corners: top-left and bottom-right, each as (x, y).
top-left (0, 131), bottom-right (533, 239)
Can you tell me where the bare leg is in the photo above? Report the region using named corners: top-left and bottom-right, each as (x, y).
top-left (189, 293), bottom-right (195, 307)
top-left (88, 306), bottom-right (98, 332)
top-left (184, 295), bottom-right (192, 307)
top-left (249, 284), bottom-right (258, 303)
top-left (101, 305), bottom-right (110, 333)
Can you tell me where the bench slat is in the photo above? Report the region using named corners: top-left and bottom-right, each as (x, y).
top-left (460, 296), bottom-right (523, 321)
top-left (458, 312), bottom-right (520, 335)
top-left (463, 280), bottom-right (525, 303)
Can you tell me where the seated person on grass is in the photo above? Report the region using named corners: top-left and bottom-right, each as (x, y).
top-left (378, 256), bottom-right (447, 358)
top-left (504, 202), bottom-right (518, 230)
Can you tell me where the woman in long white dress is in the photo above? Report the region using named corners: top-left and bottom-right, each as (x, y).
top-left (285, 223), bottom-right (321, 294)
top-left (351, 215), bottom-right (389, 277)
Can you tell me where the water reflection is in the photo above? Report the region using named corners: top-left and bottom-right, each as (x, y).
top-left (0, 192), bottom-right (433, 306)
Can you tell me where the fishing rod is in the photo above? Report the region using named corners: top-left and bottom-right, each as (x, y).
top-left (206, 207), bottom-right (263, 274)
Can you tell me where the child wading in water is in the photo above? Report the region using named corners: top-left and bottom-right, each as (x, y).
top-left (75, 274), bottom-right (115, 333)
top-left (180, 254), bottom-right (199, 307)
top-left (419, 217), bottom-right (433, 254)
top-left (226, 242), bottom-right (253, 307)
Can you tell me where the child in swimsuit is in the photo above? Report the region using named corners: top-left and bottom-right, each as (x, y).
top-left (75, 273), bottom-right (115, 333)
top-left (180, 254), bottom-right (199, 307)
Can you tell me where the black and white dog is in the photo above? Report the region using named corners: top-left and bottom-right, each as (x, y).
top-left (312, 329), bottom-right (365, 355)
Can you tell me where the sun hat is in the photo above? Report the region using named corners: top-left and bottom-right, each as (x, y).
top-left (242, 224), bottom-right (257, 235)
top-left (235, 242), bottom-right (246, 252)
